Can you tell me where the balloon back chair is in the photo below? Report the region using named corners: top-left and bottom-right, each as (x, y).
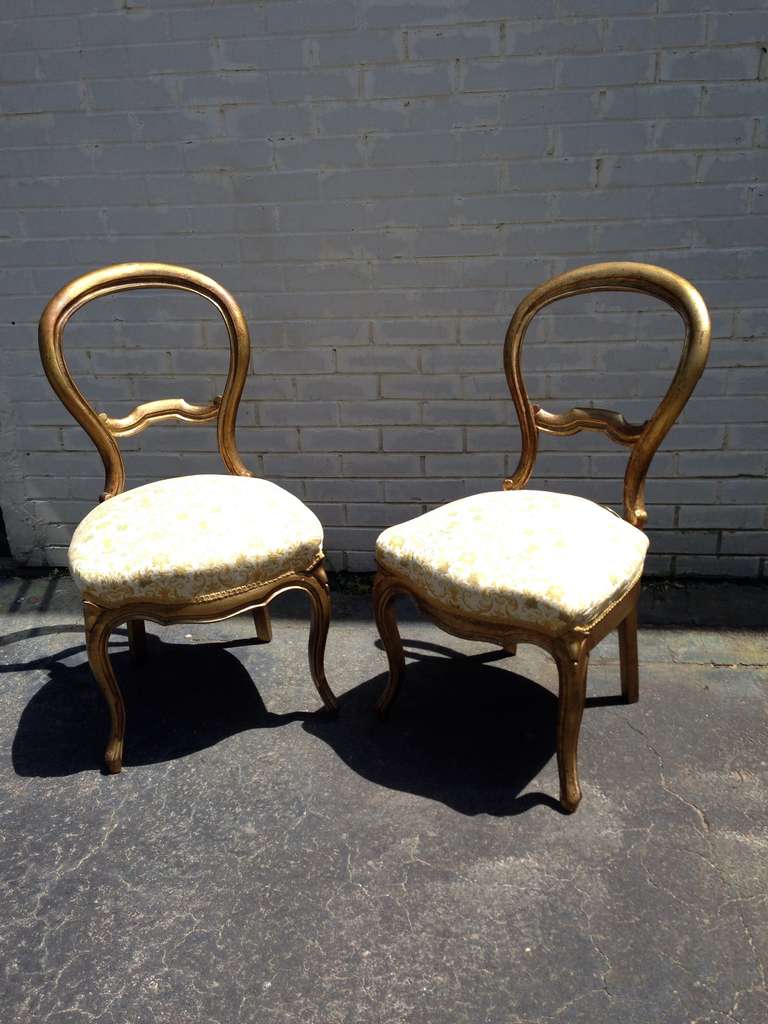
top-left (39, 262), bottom-right (337, 774)
top-left (373, 262), bottom-right (710, 812)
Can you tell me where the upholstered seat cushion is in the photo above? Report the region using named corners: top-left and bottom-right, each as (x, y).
top-left (376, 490), bottom-right (649, 635)
top-left (69, 475), bottom-right (323, 607)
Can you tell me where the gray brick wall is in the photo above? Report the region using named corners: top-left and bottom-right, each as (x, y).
top-left (1, 0), bottom-right (766, 575)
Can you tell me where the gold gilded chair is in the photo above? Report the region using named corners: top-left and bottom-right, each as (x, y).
top-left (373, 262), bottom-right (710, 812)
top-left (38, 262), bottom-right (337, 773)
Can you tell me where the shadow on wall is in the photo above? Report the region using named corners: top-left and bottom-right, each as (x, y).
top-left (7, 626), bottom-right (592, 816)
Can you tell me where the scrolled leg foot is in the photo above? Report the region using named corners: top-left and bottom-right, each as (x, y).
top-left (84, 603), bottom-right (126, 774)
top-left (373, 572), bottom-right (406, 716)
top-left (104, 734), bottom-right (124, 775)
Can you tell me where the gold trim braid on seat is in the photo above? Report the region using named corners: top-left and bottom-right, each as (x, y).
top-left (502, 261), bottom-right (711, 528)
top-left (184, 552), bottom-right (324, 605)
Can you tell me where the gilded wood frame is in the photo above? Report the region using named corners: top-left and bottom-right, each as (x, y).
top-left (374, 262), bottom-right (711, 812)
top-left (39, 262), bottom-right (336, 773)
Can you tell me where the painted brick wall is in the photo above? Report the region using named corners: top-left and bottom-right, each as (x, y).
top-left (1, 0), bottom-right (766, 575)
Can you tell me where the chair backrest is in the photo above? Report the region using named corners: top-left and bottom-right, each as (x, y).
top-left (503, 261), bottom-right (711, 528)
top-left (38, 262), bottom-right (252, 502)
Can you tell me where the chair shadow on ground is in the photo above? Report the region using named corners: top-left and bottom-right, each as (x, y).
top-left (11, 627), bottom-right (311, 778)
top-left (306, 638), bottom-right (568, 816)
top-left (10, 626), bottom-right (621, 815)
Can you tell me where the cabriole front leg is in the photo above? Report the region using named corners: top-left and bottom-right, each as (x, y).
top-left (373, 571), bottom-right (406, 716)
top-left (84, 602), bottom-right (126, 774)
top-left (306, 563), bottom-right (337, 711)
top-left (555, 639), bottom-right (589, 813)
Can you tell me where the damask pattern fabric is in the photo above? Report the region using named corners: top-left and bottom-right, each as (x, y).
top-left (376, 490), bottom-right (649, 634)
top-left (69, 475), bottom-right (324, 607)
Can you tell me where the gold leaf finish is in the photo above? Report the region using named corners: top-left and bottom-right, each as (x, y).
top-left (39, 263), bottom-right (336, 772)
top-left (98, 396), bottom-right (222, 438)
top-left (39, 262), bottom-right (253, 499)
top-left (503, 260), bottom-right (711, 528)
top-left (374, 262), bottom-right (711, 813)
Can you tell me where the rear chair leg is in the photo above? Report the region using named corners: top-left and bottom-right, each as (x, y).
top-left (127, 619), bottom-right (147, 663)
top-left (618, 604), bottom-right (639, 704)
top-left (253, 605), bottom-right (273, 644)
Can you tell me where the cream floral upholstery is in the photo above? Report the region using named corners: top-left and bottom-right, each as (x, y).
top-left (69, 475), bottom-right (324, 608)
top-left (376, 490), bottom-right (649, 635)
